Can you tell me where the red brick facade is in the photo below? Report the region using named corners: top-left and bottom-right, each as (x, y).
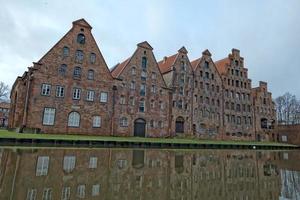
top-left (8, 19), bottom-right (277, 141)
top-left (0, 102), bottom-right (10, 127)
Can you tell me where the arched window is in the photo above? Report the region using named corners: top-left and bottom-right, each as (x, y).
top-left (63, 46), bottom-right (69, 57)
top-left (87, 69), bottom-right (94, 80)
top-left (68, 112), bottom-right (80, 127)
top-left (90, 53), bottom-right (96, 64)
top-left (77, 33), bottom-right (85, 44)
top-left (58, 64), bottom-right (67, 76)
top-left (75, 50), bottom-right (84, 63)
top-left (120, 117), bottom-right (128, 127)
top-left (73, 67), bottom-right (81, 78)
top-left (142, 57), bottom-right (147, 69)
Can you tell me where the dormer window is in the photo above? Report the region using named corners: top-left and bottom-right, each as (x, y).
top-left (63, 46), bottom-right (69, 57)
top-left (77, 33), bottom-right (85, 44)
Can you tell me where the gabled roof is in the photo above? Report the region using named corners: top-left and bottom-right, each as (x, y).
top-left (72, 18), bottom-right (92, 29)
top-left (190, 58), bottom-right (201, 71)
top-left (137, 41), bottom-right (153, 50)
top-left (215, 58), bottom-right (230, 75)
top-left (111, 57), bottom-right (131, 78)
top-left (178, 46), bottom-right (188, 54)
top-left (157, 53), bottom-right (178, 74)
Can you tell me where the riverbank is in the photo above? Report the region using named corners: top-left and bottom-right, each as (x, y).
top-left (0, 130), bottom-right (298, 149)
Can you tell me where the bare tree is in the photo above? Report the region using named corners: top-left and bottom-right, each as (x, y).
top-left (0, 81), bottom-right (10, 102)
top-left (275, 92), bottom-right (300, 125)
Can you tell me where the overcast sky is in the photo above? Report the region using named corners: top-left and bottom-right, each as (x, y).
top-left (0, 0), bottom-right (299, 98)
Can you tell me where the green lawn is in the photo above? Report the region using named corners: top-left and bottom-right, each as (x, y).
top-left (0, 129), bottom-right (296, 147)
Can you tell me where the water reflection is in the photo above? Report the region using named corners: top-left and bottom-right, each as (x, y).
top-left (0, 148), bottom-right (299, 200)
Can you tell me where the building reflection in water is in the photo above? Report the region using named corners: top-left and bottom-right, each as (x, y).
top-left (0, 148), bottom-right (299, 200)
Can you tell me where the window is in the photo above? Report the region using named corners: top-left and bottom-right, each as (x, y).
top-left (158, 121), bottom-right (163, 128)
top-left (151, 72), bottom-right (156, 79)
top-left (89, 157), bottom-right (98, 169)
top-left (159, 101), bottom-right (164, 109)
top-left (151, 85), bottom-right (156, 93)
top-left (180, 61), bottom-right (185, 71)
top-left (75, 50), bottom-right (84, 63)
top-left (120, 95), bottom-right (126, 104)
top-left (204, 61), bottom-right (209, 68)
top-left (72, 88), bottom-right (81, 100)
top-left (120, 117), bottom-right (128, 127)
top-left (87, 69), bottom-right (94, 80)
top-left (63, 156), bottom-right (76, 173)
top-left (235, 60), bottom-right (239, 66)
top-left (179, 87), bottom-right (184, 95)
top-left (77, 185), bottom-right (85, 198)
top-left (26, 189), bottom-right (37, 200)
top-left (77, 33), bottom-right (85, 44)
top-left (140, 84), bottom-right (146, 96)
top-left (130, 81), bottom-right (135, 90)
top-left (141, 70), bottom-right (147, 81)
top-left (56, 86), bottom-right (65, 97)
top-left (142, 57), bottom-right (147, 69)
top-left (42, 188), bottom-right (52, 200)
top-left (93, 116), bottom-right (101, 127)
top-left (73, 66), bottom-right (81, 78)
top-left (92, 184), bottom-right (100, 196)
top-left (150, 120), bottom-right (155, 128)
top-left (139, 99), bottom-right (145, 112)
top-left (41, 84), bottom-right (51, 96)
top-left (131, 67), bottom-right (136, 75)
top-left (117, 159), bottom-right (128, 169)
top-left (86, 90), bottom-right (95, 101)
top-left (90, 53), bottom-right (96, 64)
top-left (282, 135), bottom-right (287, 142)
top-left (61, 187), bottom-right (70, 200)
top-left (68, 112), bottom-right (80, 127)
top-left (211, 74), bottom-right (214, 80)
top-left (36, 156), bottom-right (49, 176)
top-left (150, 99), bottom-right (155, 108)
top-left (237, 116), bottom-right (241, 125)
top-left (58, 64), bottom-right (67, 76)
top-left (63, 46), bottom-right (69, 57)
top-left (205, 72), bottom-right (209, 79)
top-left (129, 96), bottom-right (135, 106)
top-left (178, 100), bottom-right (183, 109)
top-left (100, 92), bottom-right (108, 102)
top-left (205, 97), bottom-right (209, 104)
top-left (42, 108), bottom-right (55, 125)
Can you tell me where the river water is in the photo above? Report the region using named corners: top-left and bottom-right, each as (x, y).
top-left (0, 148), bottom-right (299, 200)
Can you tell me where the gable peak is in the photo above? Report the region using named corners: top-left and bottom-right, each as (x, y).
top-left (202, 49), bottom-right (212, 57)
top-left (72, 18), bottom-right (92, 29)
top-left (178, 46), bottom-right (188, 54)
top-left (137, 41), bottom-right (153, 50)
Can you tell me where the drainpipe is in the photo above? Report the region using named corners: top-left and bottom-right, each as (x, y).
top-left (21, 72), bottom-right (33, 133)
top-left (110, 85), bottom-right (117, 136)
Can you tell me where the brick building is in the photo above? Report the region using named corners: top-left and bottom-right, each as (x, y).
top-left (157, 47), bottom-right (194, 136)
top-left (252, 81), bottom-right (277, 141)
top-left (8, 19), bottom-right (277, 141)
top-left (0, 102), bottom-right (10, 127)
top-left (191, 50), bottom-right (223, 139)
top-left (215, 49), bottom-right (254, 140)
top-left (111, 41), bottom-right (170, 137)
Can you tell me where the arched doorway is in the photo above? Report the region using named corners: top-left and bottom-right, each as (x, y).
top-left (134, 118), bottom-right (146, 137)
top-left (175, 116), bottom-right (184, 133)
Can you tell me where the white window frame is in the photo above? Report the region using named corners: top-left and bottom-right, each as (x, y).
top-left (36, 156), bottom-right (49, 176)
top-left (26, 189), bottom-right (37, 200)
top-left (61, 187), bottom-right (71, 200)
top-left (92, 116), bottom-right (101, 128)
top-left (43, 108), bottom-right (55, 126)
top-left (86, 90), bottom-right (95, 101)
top-left (119, 117), bottom-right (128, 127)
top-left (139, 100), bottom-right (145, 112)
top-left (41, 84), bottom-right (51, 96)
top-left (56, 86), bottom-right (65, 97)
top-left (100, 92), bottom-right (108, 103)
top-left (42, 188), bottom-right (52, 200)
top-left (89, 157), bottom-right (98, 169)
top-left (87, 70), bottom-right (94, 80)
top-left (120, 96), bottom-right (126, 105)
top-left (77, 185), bottom-right (85, 199)
top-left (63, 156), bottom-right (76, 173)
top-left (130, 81), bottom-right (136, 90)
top-left (73, 88), bottom-right (81, 100)
top-left (92, 184), bottom-right (100, 196)
top-left (68, 112), bottom-right (80, 127)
